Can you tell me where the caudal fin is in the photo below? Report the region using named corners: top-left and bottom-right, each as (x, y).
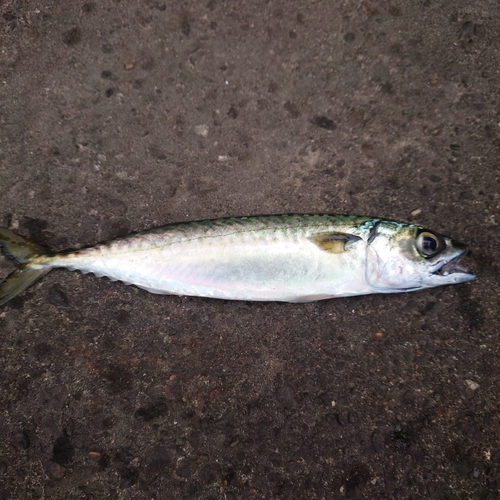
top-left (0, 228), bottom-right (52, 306)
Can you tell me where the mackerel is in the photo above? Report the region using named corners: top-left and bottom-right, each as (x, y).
top-left (0, 214), bottom-right (475, 305)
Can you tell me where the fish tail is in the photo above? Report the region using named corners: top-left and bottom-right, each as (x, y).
top-left (0, 227), bottom-right (53, 306)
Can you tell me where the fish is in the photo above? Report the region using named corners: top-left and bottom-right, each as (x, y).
top-left (0, 214), bottom-right (475, 305)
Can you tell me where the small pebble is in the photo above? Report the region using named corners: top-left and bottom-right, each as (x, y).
top-left (194, 124), bottom-right (209, 137)
top-left (465, 380), bottom-right (479, 391)
top-left (411, 208), bottom-right (422, 217)
top-left (124, 63), bottom-right (135, 70)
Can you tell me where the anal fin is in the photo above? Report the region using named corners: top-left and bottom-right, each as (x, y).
top-left (286, 294), bottom-right (335, 303)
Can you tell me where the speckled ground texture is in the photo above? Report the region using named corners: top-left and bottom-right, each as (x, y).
top-left (0, 0), bottom-right (499, 499)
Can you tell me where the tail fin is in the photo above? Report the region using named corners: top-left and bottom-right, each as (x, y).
top-left (0, 228), bottom-right (52, 306)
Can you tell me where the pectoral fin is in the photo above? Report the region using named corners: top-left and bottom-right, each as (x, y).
top-left (308, 232), bottom-right (361, 254)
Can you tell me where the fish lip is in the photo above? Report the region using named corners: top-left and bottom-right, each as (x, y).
top-left (431, 250), bottom-right (470, 276)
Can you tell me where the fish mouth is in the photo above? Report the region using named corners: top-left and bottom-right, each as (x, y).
top-left (432, 251), bottom-right (473, 277)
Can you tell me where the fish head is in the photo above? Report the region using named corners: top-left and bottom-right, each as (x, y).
top-left (365, 220), bottom-right (475, 292)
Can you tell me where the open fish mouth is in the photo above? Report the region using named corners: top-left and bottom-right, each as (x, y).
top-left (432, 251), bottom-right (471, 277)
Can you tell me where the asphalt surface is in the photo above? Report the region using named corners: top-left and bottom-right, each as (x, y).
top-left (0, 1), bottom-right (499, 498)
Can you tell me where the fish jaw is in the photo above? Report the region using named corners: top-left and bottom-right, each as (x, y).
top-left (422, 249), bottom-right (476, 288)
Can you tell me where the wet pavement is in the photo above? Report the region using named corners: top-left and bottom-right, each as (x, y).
top-left (0, 1), bottom-right (499, 498)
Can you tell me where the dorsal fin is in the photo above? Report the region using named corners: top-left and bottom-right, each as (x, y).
top-left (308, 232), bottom-right (361, 254)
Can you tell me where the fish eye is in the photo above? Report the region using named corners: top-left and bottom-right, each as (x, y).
top-left (416, 231), bottom-right (445, 258)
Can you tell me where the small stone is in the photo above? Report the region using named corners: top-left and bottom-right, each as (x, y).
top-left (411, 208), bottom-right (422, 217)
top-left (465, 379), bottom-right (479, 391)
top-left (194, 124), bottom-right (209, 137)
top-left (124, 63), bottom-right (135, 70)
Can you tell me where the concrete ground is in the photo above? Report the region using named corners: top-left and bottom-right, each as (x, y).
top-left (0, 0), bottom-right (499, 498)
